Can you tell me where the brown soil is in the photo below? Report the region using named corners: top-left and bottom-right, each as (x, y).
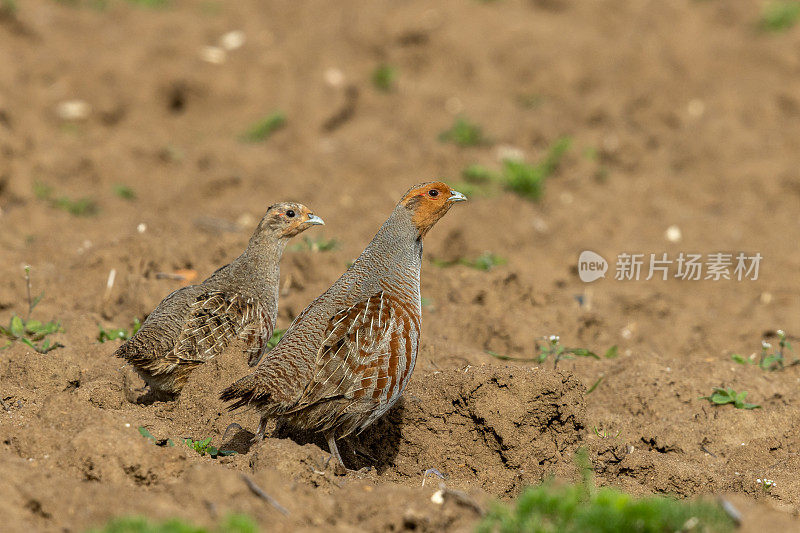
top-left (1, 1), bottom-right (799, 531)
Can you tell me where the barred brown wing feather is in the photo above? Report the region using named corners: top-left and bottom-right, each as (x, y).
top-left (239, 305), bottom-right (275, 367)
top-left (294, 291), bottom-right (420, 417)
top-left (171, 291), bottom-right (257, 364)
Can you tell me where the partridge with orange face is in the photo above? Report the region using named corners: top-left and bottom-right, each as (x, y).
top-left (220, 182), bottom-right (466, 466)
top-left (115, 203), bottom-right (324, 400)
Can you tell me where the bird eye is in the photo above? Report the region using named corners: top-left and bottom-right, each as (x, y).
top-left (428, 189), bottom-right (439, 197)
top-left (286, 210), bottom-right (295, 218)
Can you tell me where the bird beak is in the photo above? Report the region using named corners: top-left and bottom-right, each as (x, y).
top-left (448, 190), bottom-right (467, 202)
top-left (306, 214), bottom-right (325, 225)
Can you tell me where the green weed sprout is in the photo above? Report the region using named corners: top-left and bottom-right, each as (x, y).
top-left (731, 330), bottom-right (794, 371)
top-left (477, 449), bottom-right (735, 533)
top-left (457, 136), bottom-right (572, 200)
top-left (290, 236), bottom-right (338, 252)
top-left (87, 514), bottom-right (257, 533)
top-left (538, 335), bottom-right (614, 367)
top-left (439, 116), bottom-right (490, 147)
top-left (759, 330), bottom-right (794, 369)
top-left (462, 164), bottom-right (498, 183)
top-left (240, 111), bottom-right (286, 142)
top-left (372, 64), bottom-right (397, 91)
top-left (114, 184), bottom-right (137, 200)
top-left (756, 478), bottom-right (776, 494)
top-left (184, 437), bottom-right (236, 458)
top-left (34, 181), bottom-right (98, 216)
top-left (138, 426), bottom-right (175, 447)
top-left (503, 137), bottom-right (571, 201)
top-left (700, 387), bottom-right (760, 410)
top-left (760, 1), bottom-right (800, 32)
top-left (593, 427), bottom-right (621, 439)
top-left (431, 252), bottom-right (506, 271)
top-left (98, 319), bottom-right (142, 343)
top-left (486, 337), bottom-right (617, 369)
top-left (0, 267), bottom-right (63, 353)
top-left (1, 0), bottom-right (17, 16)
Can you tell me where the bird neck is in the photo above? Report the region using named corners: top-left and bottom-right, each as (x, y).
top-left (236, 236), bottom-right (287, 287)
top-left (356, 206), bottom-right (423, 278)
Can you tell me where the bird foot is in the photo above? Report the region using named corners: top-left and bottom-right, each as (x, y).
top-left (321, 447), bottom-right (371, 476)
top-left (325, 434), bottom-right (351, 475)
top-left (332, 460), bottom-right (348, 476)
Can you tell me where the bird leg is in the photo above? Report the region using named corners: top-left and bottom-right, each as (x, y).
top-left (326, 433), bottom-right (348, 475)
top-left (252, 414), bottom-right (270, 443)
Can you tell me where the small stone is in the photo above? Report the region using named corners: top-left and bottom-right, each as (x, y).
top-left (431, 490), bottom-right (445, 505)
top-left (137, 223), bottom-right (147, 234)
top-left (665, 225), bottom-right (682, 243)
top-left (56, 100), bottom-right (91, 121)
top-left (687, 99), bottom-right (705, 118)
top-left (324, 68), bottom-right (345, 88)
top-left (219, 30), bottom-right (245, 51)
top-left (495, 144), bottom-right (524, 162)
top-left (200, 46), bottom-right (226, 64)
top-left (532, 217), bottom-right (548, 233)
top-left (236, 213), bottom-right (256, 229)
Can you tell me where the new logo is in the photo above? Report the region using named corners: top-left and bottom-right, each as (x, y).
top-left (578, 251), bottom-right (608, 282)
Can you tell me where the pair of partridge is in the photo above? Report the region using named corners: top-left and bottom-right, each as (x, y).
top-left (220, 182), bottom-right (466, 467)
top-left (115, 203), bottom-right (324, 400)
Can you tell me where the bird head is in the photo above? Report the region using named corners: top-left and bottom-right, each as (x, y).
top-left (399, 181), bottom-right (467, 239)
top-left (252, 202), bottom-right (324, 243)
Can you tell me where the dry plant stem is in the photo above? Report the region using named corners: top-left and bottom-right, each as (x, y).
top-left (25, 267), bottom-right (32, 320)
top-left (240, 474), bottom-right (290, 516)
top-left (717, 497), bottom-right (742, 526)
top-left (439, 483), bottom-right (484, 516)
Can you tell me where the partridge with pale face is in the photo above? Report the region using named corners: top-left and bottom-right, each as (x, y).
top-left (115, 202), bottom-right (324, 400)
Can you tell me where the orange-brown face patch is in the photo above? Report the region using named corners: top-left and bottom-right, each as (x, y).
top-left (400, 181), bottom-right (454, 237)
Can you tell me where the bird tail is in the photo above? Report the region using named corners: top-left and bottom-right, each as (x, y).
top-left (219, 372), bottom-right (270, 411)
top-left (112, 342), bottom-right (130, 361)
top-left (113, 342), bottom-right (155, 371)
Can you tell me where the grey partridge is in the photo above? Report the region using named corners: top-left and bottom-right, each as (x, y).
top-left (220, 182), bottom-right (466, 466)
top-left (115, 203), bottom-right (324, 400)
